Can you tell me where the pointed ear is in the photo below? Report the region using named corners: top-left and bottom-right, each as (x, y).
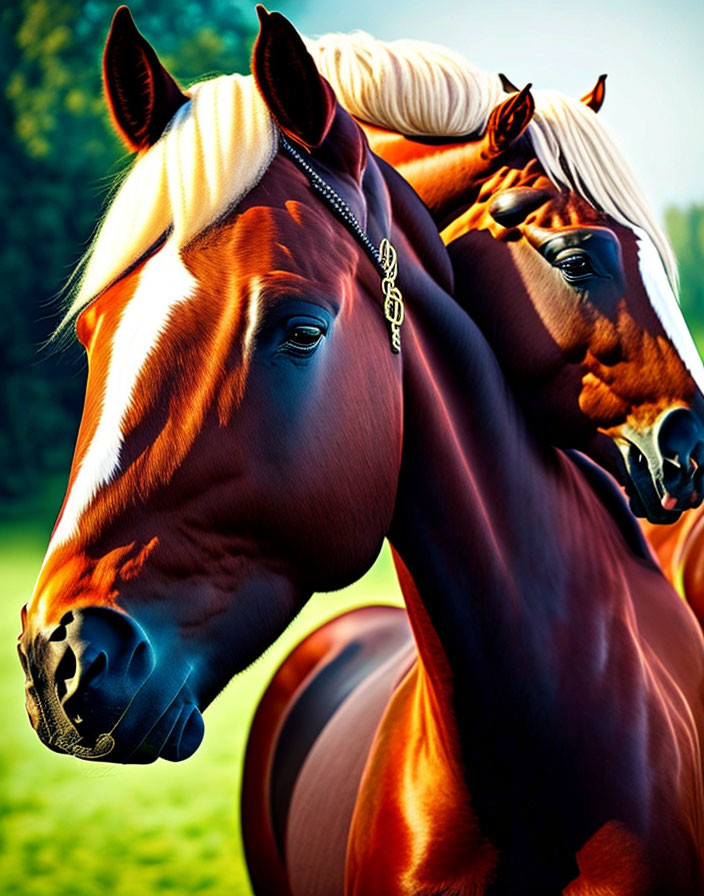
top-left (485, 84), bottom-right (535, 157)
top-left (252, 6), bottom-right (335, 149)
top-left (499, 72), bottom-right (520, 95)
top-left (103, 6), bottom-right (189, 152)
top-left (581, 74), bottom-right (607, 113)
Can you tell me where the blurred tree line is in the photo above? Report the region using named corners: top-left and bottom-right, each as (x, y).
top-left (666, 206), bottom-right (704, 341)
top-left (0, 0), bottom-right (277, 522)
top-left (1, 1), bottom-right (703, 524)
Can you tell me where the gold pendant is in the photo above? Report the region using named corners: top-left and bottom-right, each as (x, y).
top-left (379, 238), bottom-right (404, 353)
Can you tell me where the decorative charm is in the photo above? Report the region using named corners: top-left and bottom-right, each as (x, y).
top-left (280, 135), bottom-right (404, 354)
top-left (379, 238), bottom-right (404, 353)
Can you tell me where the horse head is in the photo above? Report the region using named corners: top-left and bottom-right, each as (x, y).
top-left (446, 82), bottom-right (704, 523)
top-left (18, 7), bottom-right (407, 763)
top-left (308, 35), bottom-right (704, 523)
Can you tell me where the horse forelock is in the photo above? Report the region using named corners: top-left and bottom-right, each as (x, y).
top-left (306, 32), bottom-right (677, 294)
top-left (526, 90), bottom-right (678, 292)
top-left (46, 243), bottom-right (266, 562)
top-left (60, 72), bottom-right (278, 330)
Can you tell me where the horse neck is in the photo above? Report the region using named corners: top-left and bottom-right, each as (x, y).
top-left (352, 164), bottom-right (704, 891)
top-left (375, 155), bottom-right (636, 694)
top-left (372, 129), bottom-right (542, 227)
top-left (385, 238), bottom-right (629, 723)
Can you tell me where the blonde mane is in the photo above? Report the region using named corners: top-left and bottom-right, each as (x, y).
top-left (63, 32), bottom-right (677, 331)
top-left (306, 32), bottom-right (677, 291)
top-left (62, 73), bottom-right (278, 326)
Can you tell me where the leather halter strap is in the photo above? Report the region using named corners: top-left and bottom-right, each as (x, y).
top-left (280, 134), bottom-right (404, 353)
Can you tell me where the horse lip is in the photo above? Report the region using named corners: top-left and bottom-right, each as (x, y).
top-left (158, 702), bottom-right (205, 762)
top-left (118, 665), bottom-right (202, 764)
top-left (25, 673), bottom-right (115, 759)
top-left (22, 612), bottom-right (201, 762)
top-left (57, 730), bottom-right (116, 759)
top-left (616, 433), bottom-right (683, 524)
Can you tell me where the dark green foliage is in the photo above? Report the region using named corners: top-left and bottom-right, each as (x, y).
top-left (0, 0), bottom-right (259, 519)
top-left (666, 205), bottom-right (704, 330)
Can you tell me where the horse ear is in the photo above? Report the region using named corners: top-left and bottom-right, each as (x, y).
top-left (499, 73), bottom-right (520, 95)
top-left (485, 84), bottom-right (535, 157)
top-left (103, 6), bottom-right (189, 152)
top-left (581, 74), bottom-right (607, 113)
top-left (252, 6), bottom-right (336, 149)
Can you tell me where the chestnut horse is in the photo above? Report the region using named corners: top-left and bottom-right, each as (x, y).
top-left (18, 8), bottom-right (704, 896)
top-left (307, 33), bottom-right (704, 526)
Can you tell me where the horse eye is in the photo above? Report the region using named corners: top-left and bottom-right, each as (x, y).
top-left (555, 252), bottom-right (595, 283)
top-left (284, 324), bottom-right (325, 354)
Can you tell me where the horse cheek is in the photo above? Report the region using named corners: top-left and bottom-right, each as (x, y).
top-left (579, 373), bottom-right (630, 429)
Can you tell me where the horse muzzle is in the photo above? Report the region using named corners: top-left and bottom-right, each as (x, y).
top-left (17, 606), bottom-right (204, 763)
top-left (618, 408), bottom-right (704, 524)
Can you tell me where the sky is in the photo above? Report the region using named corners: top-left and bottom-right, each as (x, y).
top-left (279, 0), bottom-right (703, 216)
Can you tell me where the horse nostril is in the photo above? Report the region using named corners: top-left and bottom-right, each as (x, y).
top-left (658, 410), bottom-right (702, 462)
top-left (55, 648), bottom-right (77, 702)
top-left (662, 455), bottom-right (685, 489)
top-left (630, 448), bottom-right (647, 471)
top-left (82, 650), bottom-right (108, 689)
top-left (29, 606), bottom-right (156, 747)
top-left (656, 409), bottom-right (704, 499)
top-left (48, 611), bottom-right (76, 643)
top-left (126, 640), bottom-right (155, 689)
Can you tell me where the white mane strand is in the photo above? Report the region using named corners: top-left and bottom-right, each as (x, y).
top-left (306, 32), bottom-right (677, 292)
top-left (527, 90), bottom-right (677, 290)
top-left (306, 31), bottom-right (503, 138)
top-left (63, 73), bottom-right (278, 324)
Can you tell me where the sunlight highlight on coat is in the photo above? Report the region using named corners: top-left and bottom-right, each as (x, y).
top-left (634, 226), bottom-right (704, 396)
top-left (243, 278), bottom-right (262, 361)
top-left (48, 241), bottom-right (196, 552)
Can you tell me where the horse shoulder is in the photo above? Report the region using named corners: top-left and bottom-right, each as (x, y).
top-left (345, 663), bottom-right (498, 896)
top-left (563, 454), bottom-right (704, 886)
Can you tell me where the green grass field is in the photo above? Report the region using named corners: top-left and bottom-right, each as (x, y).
top-left (0, 526), bottom-right (402, 896)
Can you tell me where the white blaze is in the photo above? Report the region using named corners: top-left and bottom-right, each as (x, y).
top-left (633, 226), bottom-right (704, 397)
top-left (47, 241), bottom-right (196, 553)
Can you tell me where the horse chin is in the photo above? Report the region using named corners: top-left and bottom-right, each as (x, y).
top-left (621, 447), bottom-right (686, 525)
top-left (37, 701), bottom-right (204, 764)
top-left (624, 475), bottom-right (683, 525)
top-left (86, 663), bottom-right (205, 764)
top-left (119, 694), bottom-right (205, 764)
